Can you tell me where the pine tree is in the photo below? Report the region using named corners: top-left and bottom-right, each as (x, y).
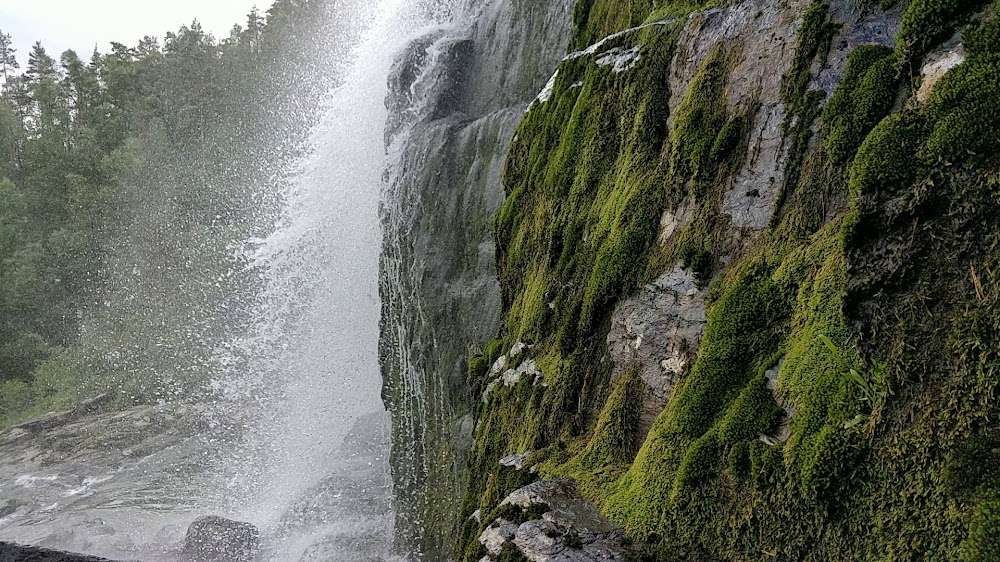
top-left (61, 50), bottom-right (98, 132)
top-left (26, 42), bottom-right (56, 80)
top-left (0, 31), bottom-right (19, 87)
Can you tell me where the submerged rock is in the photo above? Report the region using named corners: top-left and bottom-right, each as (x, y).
top-left (183, 516), bottom-right (260, 562)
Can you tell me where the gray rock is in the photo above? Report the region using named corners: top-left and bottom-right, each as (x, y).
top-left (761, 357), bottom-right (795, 446)
top-left (499, 452), bottom-right (532, 470)
top-left (479, 519), bottom-right (518, 556)
top-left (479, 480), bottom-right (636, 562)
top-left (0, 543), bottom-right (123, 562)
top-left (607, 265), bottom-right (708, 439)
top-left (915, 34), bottom-right (964, 106)
top-left (183, 516), bottom-right (260, 562)
top-left (0, 501), bottom-right (16, 520)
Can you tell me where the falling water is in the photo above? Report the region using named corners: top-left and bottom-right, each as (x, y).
top-left (228, 0), bottom-right (413, 557)
top-left (0, 0), bottom-right (456, 560)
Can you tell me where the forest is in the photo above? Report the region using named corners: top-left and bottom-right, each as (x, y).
top-left (0, 0), bottom-right (353, 428)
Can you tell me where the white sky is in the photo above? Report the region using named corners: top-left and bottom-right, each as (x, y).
top-left (0, 0), bottom-right (276, 66)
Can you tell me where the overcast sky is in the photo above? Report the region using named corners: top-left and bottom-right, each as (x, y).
top-left (0, 0), bottom-right (276, 65)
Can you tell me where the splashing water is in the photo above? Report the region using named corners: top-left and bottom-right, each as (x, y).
top-left (0, 1), bottom-right (453, 560)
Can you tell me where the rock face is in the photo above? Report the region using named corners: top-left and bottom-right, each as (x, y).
top-left (0, 543), bottom-right (122, 562)
top-left (183, 517), bottom-right (260, 562)
top-left (379, 0), bottom-right (573, 558)
top-left (382, 0), bottom-right (1000, 559)
top-left (607, 265), bottom-right (708, 439)
top-left (477, 481), bottom-right (634, 562)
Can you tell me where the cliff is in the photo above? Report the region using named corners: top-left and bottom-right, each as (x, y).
top-left (381, 0), bottom-right (1000, 560)
top-left (379, 1), bottom-right (574, 558)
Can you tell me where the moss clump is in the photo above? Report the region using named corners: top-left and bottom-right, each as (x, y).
top-left (570, 0), bottom-right (720, 50)
top-left (467, 337), bottom-right (508, 398)
top-left (847, 111), bottom-right (928, 200)
top-left (578, 365), bottom-right (646, 467)
top-left (672, 261), bottom-right (790, 437)
top-left (897, 0), bottom-right (990, 62)
top-left (919, 17), bottom-right (1000, 164)
top-left (497, 543), bottom-right (531, 562)
top-left (671, 430), bottom-right (721, 500)
top-left (772, 0), bottom-right (837, 223)
top-left (782, 1), bottom-right (837, 108)
top-left (668, 45), bottom-right (734, 189)
top-left (485, 500), bottom-right (552, 527)
top-left (716, 374), bottom-right (784, 445)
top-left (822, 45), bottom-right (900, 164)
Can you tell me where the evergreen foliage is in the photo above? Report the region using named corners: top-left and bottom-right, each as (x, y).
top-left (0, 0), bottom-right (358, 427)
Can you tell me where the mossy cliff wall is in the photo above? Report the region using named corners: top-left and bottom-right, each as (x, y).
top-left (379, 1), bottom-right (573, 559)
top-left (445, 0), bottom-right (1000, 560)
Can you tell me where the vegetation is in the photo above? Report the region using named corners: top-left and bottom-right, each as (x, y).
top-left (821, 45), bottom-right (900, 164)
top-left (0, 0), bottom-right (355, 429)
top-left (463, 0), bottom-right (1000, 559)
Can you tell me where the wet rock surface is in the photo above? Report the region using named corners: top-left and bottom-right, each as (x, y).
top-left (0, 404), bottom-right (392, 562)
top-left (664, 0), bottom-right (809, 233)
top-left (478, 481), bottom-right (635, 562)
top-left (607, 266), bottom-right (708, 439)
top-left (183, 517), bottom-right (260, 562)
top-left (0, 542), bottom-right (125, 562)
top-left (379, 0), bottom-right (575, 555)
top-left (0, 402), bottom-right (232, 559)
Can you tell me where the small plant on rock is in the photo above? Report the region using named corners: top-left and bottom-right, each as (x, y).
top-left (819, 334), bottom-right (889, 429)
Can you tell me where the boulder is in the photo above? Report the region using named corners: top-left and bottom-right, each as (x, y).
top-left (183, 516), bottom-right (261, 562)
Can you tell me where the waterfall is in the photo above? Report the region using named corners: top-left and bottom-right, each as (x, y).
top-left (0, 1), bottom-right (455, 561)
top-left (225, 0), bottom-right (443, 559)
top-left (0, 0), bottom-right (494, 559)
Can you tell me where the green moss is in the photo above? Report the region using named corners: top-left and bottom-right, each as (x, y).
top-left (959, 497), bottom-right (1000, 561)
top-left (897, 0), bottom-right (990, 63)
top-left (578, 364), bottom-right (646, 467)
top-left (716, 374), bottom-right (784, 445)
top-left (772, 1), bottom-right (837, 224)
top-left (571, 0), bottom-right (721, 50)
top-left (485, 500), bottom-right (551, 527)
top-left (782, 1), bottom-right (837, 108)
top-left (654, 44), bottom-right (745, 285)
top-left (919, 24), bottom-right (1000, 164)
top-left (571, 0), bottom-right (655, 50)
top-left (964, 7), bottom-right (1000, 54)
top-left (671, 430), bottom-right (721, 501)
top-left (672, 261), bottom-right (790, 437)
top-left (725, 440), bottom-right (751, 480)
top-left (709, 114), bottom-right (744, 162)
top-left (463, 1), bottom-right (1000, 560)
top-left (822, 45), bottom-right (900, 164)
top-left (847, 110), bottom-right (929, 200)
top-left (496, 543), bottom-right (530, 562)
top-left (668, 45), bottom-right (734, 189)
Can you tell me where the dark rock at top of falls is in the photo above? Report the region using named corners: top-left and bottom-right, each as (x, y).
top-left (0, 543), bottom-right (124, 562)
top-left (183, 516), bottom-right (261, 562)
